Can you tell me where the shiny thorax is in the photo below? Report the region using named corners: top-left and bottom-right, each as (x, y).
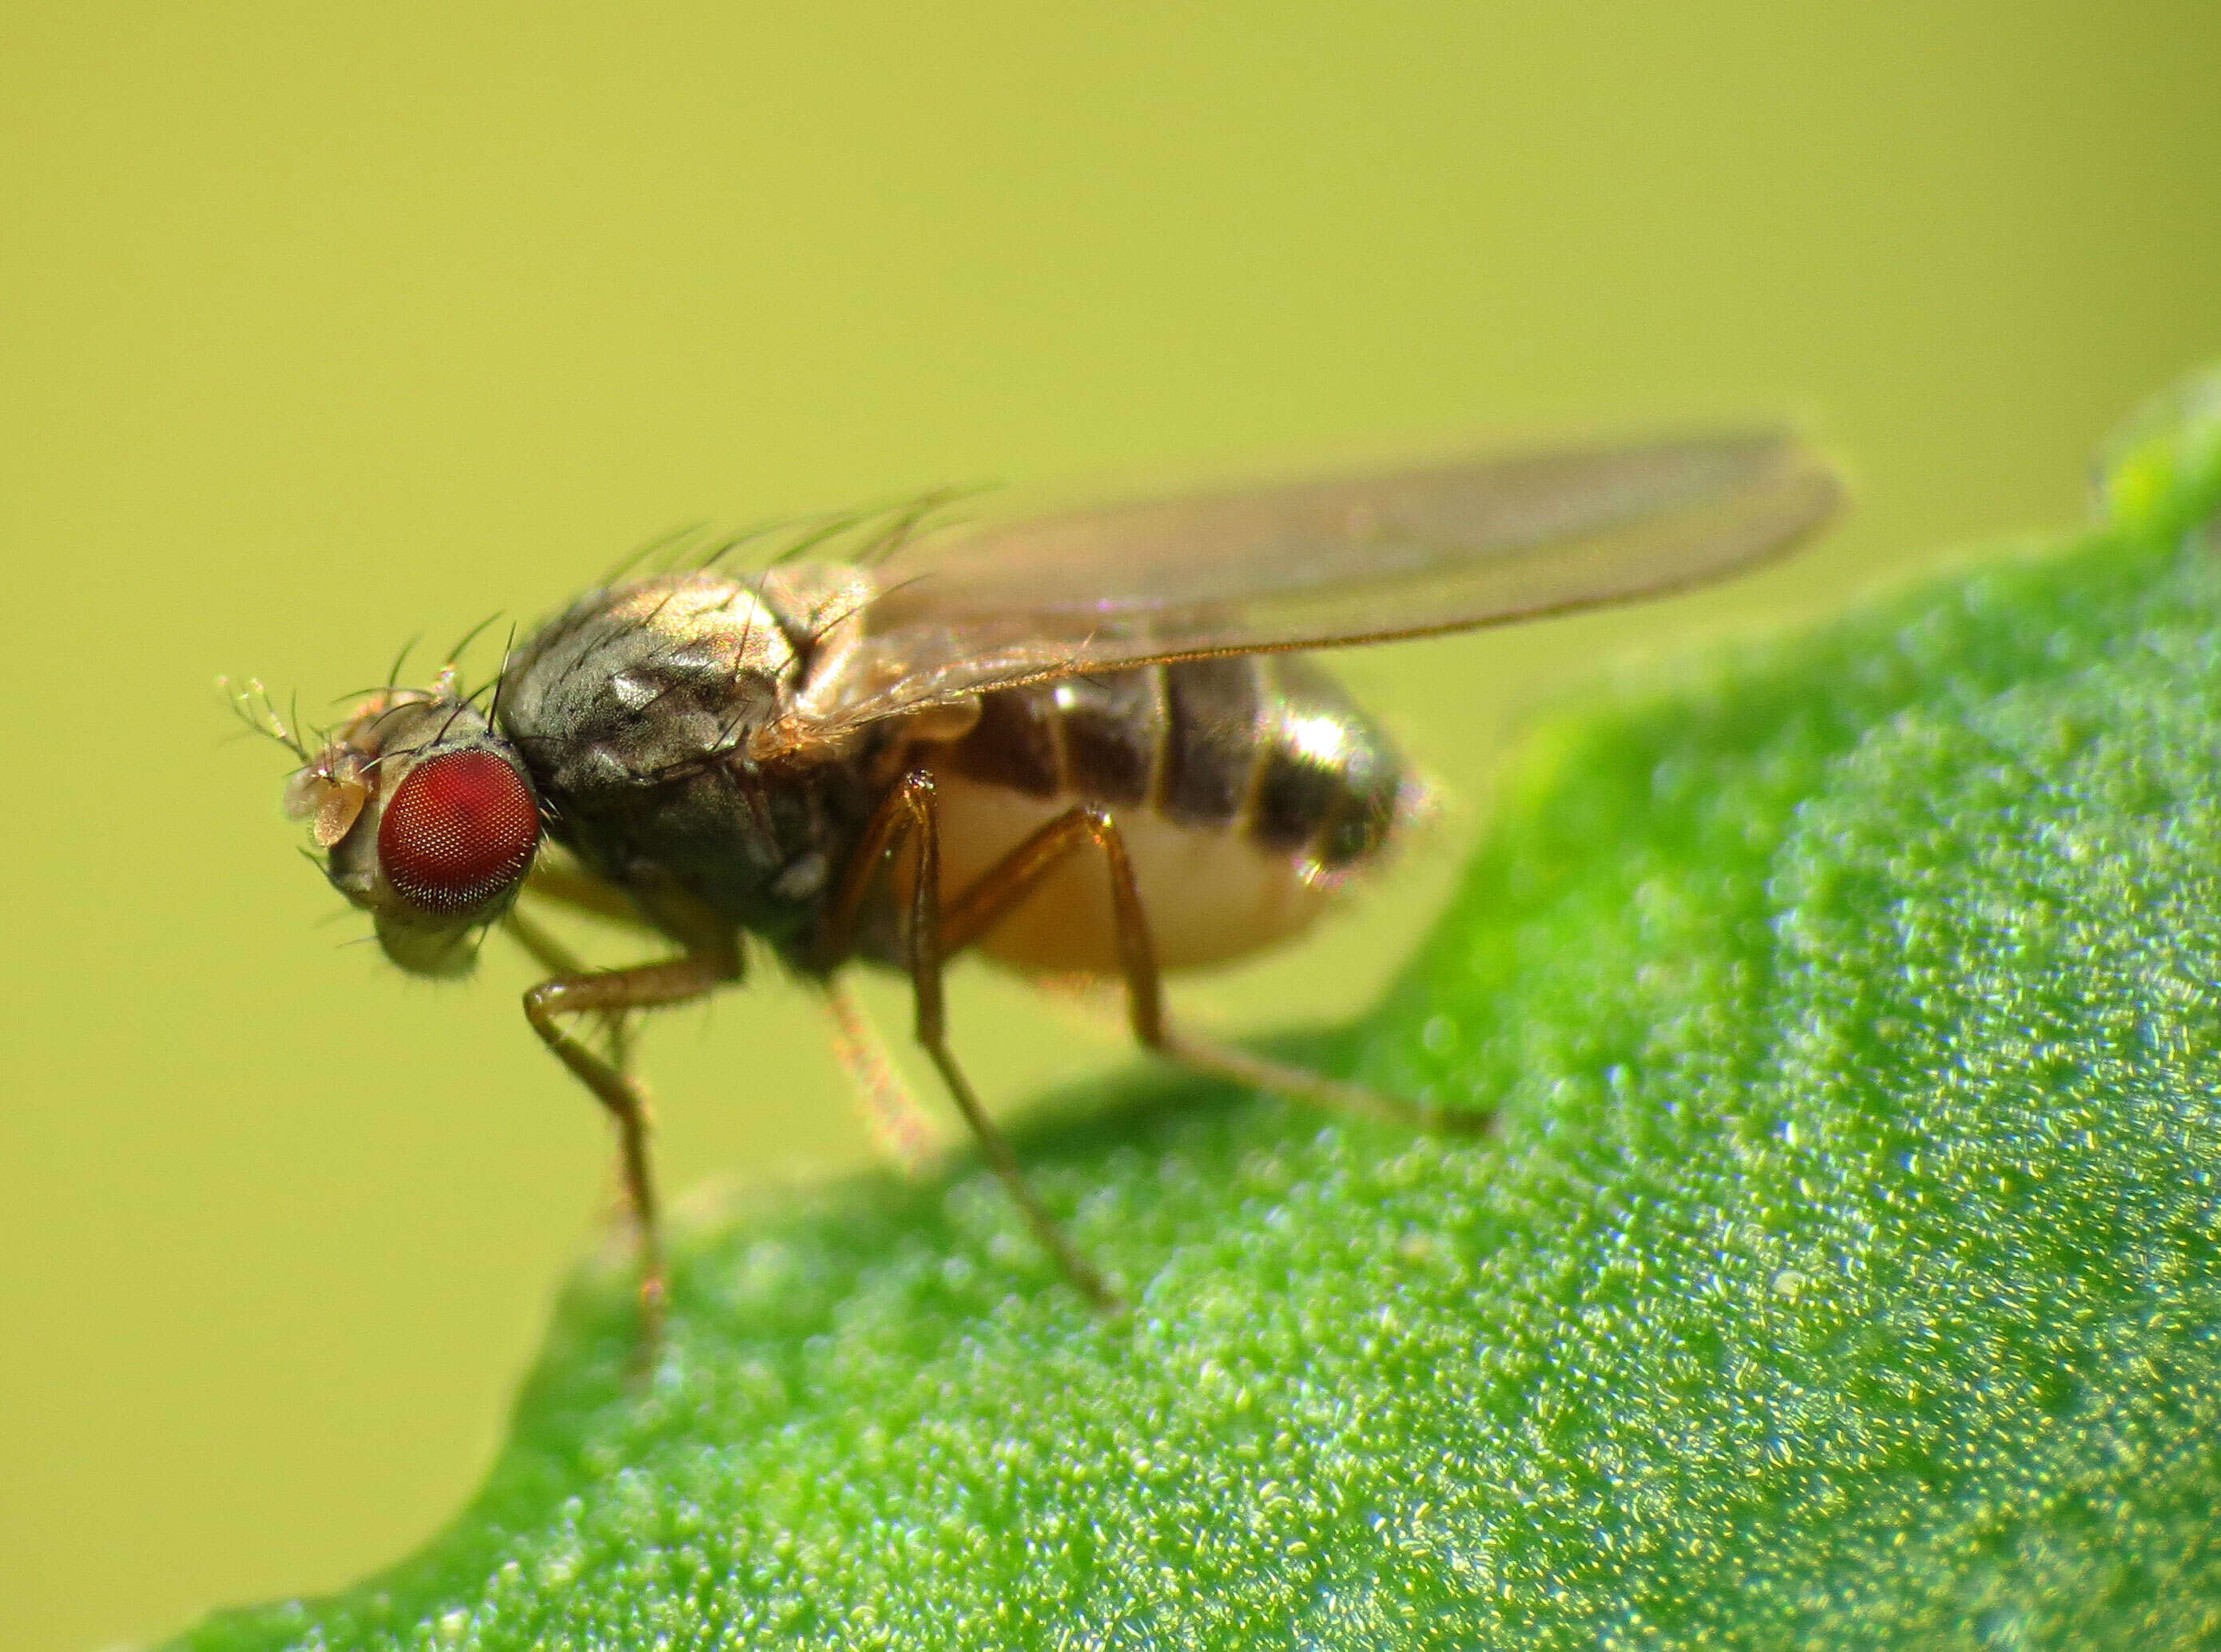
top-left (496, 568), bottom-right (895, 954)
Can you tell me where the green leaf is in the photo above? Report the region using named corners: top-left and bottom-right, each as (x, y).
top-left (171, 375), bottom-right (2221, 1651)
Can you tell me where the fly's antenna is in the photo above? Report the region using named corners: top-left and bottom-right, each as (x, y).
top-left (220, 676), bottom-right (313, 761)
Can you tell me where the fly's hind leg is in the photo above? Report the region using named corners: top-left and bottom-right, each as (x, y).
top-left (938, 803), bottom-right (1492, 1138)
top-left (820, 771), bottom-right (1118, 1310)
top-left (519, 936), bottom-right (742, 1355)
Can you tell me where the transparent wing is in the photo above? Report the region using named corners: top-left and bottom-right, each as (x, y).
top-left (816, 430), bottom-right (1842, 731)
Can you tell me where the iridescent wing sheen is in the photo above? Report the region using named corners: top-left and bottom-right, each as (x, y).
top-left (813, 430), bottom-right (1842, 732)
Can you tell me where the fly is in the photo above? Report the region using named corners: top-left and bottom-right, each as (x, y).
top-left (237, 430), bottom-right (1841, 1344)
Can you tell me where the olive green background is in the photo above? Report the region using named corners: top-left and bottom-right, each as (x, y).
top-left (1, 5), bottom-right (2215, 1650)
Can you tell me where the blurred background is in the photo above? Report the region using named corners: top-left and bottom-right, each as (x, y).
top-left (2, 3), bottom-right (2215, 1647)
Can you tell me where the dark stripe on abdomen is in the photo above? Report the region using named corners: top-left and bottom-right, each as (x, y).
top-left (1157, 657), bottom-right (1265, 826)
top-left (945, 681), bottom-right (1063, 797)
top-left (1055, 667), bottom-right (1162, 806)
top-left (1248, 655), bottom-right (1402, 871)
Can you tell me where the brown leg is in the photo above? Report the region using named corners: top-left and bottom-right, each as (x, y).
top-left (820, 976), bottom-right (936, 1177)
top-left (520, 939), bottom-right (742, 1356)
top-left (939, 804), bottom-right (1492, 1136)
top-left (820, 772), bottom-right (1118, 1309)
top-left (504, 906), bottom-right (634, 1078)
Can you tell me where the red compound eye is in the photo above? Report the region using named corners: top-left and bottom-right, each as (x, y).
top-left (377, 749), bottom-right (540, 913)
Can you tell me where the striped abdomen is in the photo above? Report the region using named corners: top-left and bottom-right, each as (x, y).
top-left (919, 654), bottom-right (1407, 974)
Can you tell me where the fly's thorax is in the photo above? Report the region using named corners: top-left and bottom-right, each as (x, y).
top-left (286, 687), bottom-right (542, 977)
top-left (499, 571), bottom-right (809, 792)
top-left (496, 566), bottom-right (886, 939)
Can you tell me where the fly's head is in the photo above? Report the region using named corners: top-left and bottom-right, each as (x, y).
top-left (261, 670), bottom-right (543, 977)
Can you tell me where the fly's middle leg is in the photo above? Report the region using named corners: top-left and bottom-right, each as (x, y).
top-left (820, 770), bottom-right (1119, 1310)
top-left (520, 939), bottom-right (741, 1360)
top-left (938, 800), bottom-right (1493, 1138)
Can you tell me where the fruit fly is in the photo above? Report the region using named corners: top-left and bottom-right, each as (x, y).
top-left (240, 431), bottom-right (1839, 1340)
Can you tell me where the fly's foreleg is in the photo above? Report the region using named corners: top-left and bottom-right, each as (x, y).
top-left (941, 803), bottom-right (1492, 1136)
top-left (508, 861), bottom-right (686, 1079)
top-left (521, 942), bottom-right (741, 1354)
top-left (821, 770), bottom-right (1118, 1310)
top-left (504, 906), bottom-right (634, 1076)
